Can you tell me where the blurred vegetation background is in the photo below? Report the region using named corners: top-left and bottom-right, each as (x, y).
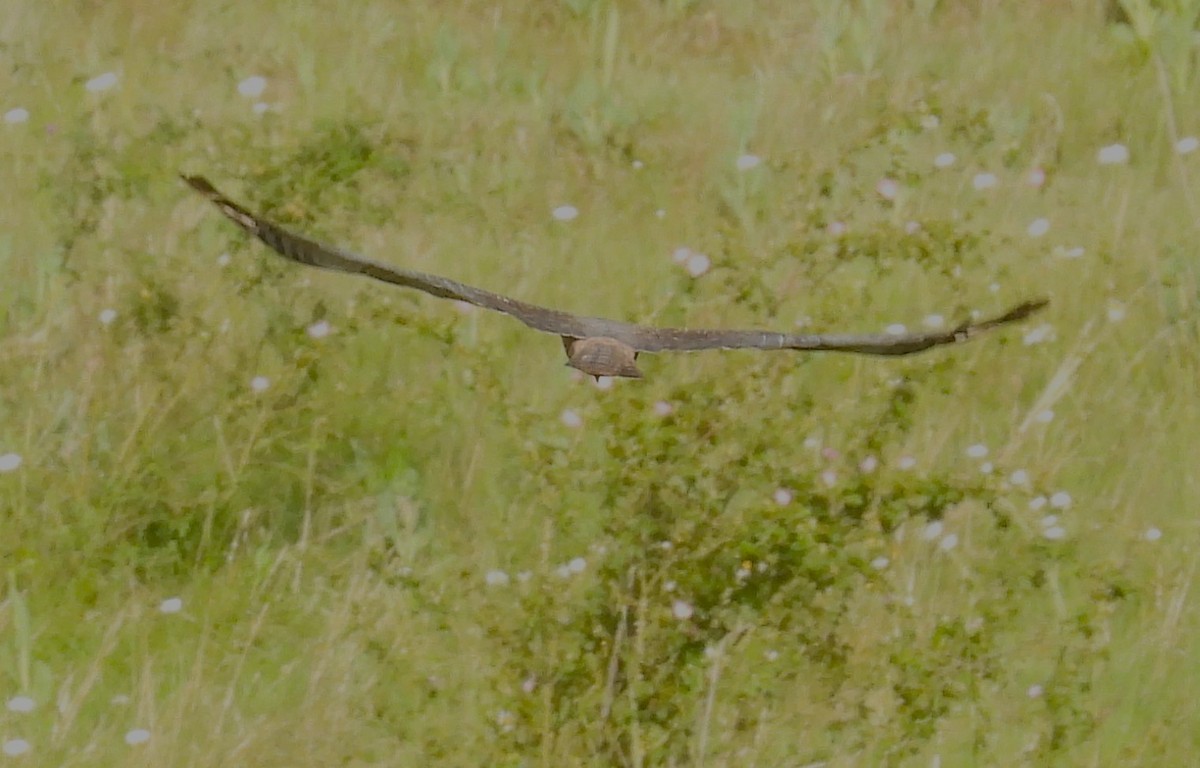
top-left (1, 0), bottom-right (1197, 764)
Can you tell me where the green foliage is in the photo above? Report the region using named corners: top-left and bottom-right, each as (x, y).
top-left (0, 0), bottom-right (1193, 765)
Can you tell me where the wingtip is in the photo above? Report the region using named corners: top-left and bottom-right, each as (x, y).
top-left (1001, 298), bottom-right (1050, 324)
top-left (180, 173), bottom-right (218, 198)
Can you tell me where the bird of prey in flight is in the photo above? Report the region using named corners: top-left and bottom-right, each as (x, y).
top-left (182, 174), bottom-right (1047, 379)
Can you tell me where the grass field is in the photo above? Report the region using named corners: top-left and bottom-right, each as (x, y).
top-left (2, 0), bottom-right (1199, 765)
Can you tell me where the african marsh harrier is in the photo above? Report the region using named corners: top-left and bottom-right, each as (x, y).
top-left (182, 174), bottom-right (1047, 379)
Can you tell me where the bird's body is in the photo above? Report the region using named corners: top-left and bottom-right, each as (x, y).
top-left (564, 336), bottom-right (643, 379)
top-left (181, 174), bottom-right (1048, 379)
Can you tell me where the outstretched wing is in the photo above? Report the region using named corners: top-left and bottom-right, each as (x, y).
top-left (182, 175), bottom-right (613, 339)
top-left (182, 174), bottom-right (1047, 356)
top-left (620, 299), bottom-right (1048, 354)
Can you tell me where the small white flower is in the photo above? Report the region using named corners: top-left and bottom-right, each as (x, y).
top-left (773, 488), bottom-right (793, 506)
top-left (923, 521), bottom-right (944, 541)
top-left (568, 557), bottom-right (586, 573)
top-left (592, 376), bottom-right (613, 391)
top-left (939, 533), bottom-right (959, 551)
top-left (933, 152), bottom-right (956, 168)
top-left (555, 564), bottom-right (572, 578)
top-left (1027, 684), bottom-right (1044, 698)
top-left (1029, 495), bottom-right (1047, 511)
top-left (485, 570), bottom-right (510, 586)
top-left (871, 556), bottom-right (890, 570)
top-left (655, 209), bottom-right (666, 219)
top-left (972, 172), bottom-right (998, 190)
top-left (217, 252), bottom-right (232, 267)
top-left (250, 376), bottom-right (270, 393)
top-left (859, 456), bottom-right (878, 473)
top-left (820, 469), bottom-right (837, 487)
top-left (921, 314), bottom-right (945, 330)
top-left (1049, 491), bottom-right (1072, 509)
top-left (920, 115), bottom-right (940, 129)
top-left (671, 246), bottom-right (692, 264)
top-left (1027, 167), bottom-right (1046, 187)
top-left (1023, 324), bottom-right (1055, 346)
top-left (551, 205), bottom-right (579, 221)
top-left (252, 102), bottom-right (270, 115)
top-left (2, 739), bottom-right (30, 756)
top-left (306, 320), bottom-right (332, 339)
top-left (736, 154), bottom-right (761, 171)
top-left (158, 597), bottom-right (183, 614)
top-left (826, 221), bottom-right (847, 237)
top-left (1043, 526), bottom-right (1066, 540)
top-left (1040, 515), bottom-right (1059, 528)
top-left (672, 599), bottom-right (694, 620)
top-left (1009, 469), bottom-right (1029, 486)
top-left (979, 461), bottom-right (993, 474)
top-left (6, 696), bottom-right (34, 713)
top-left (765, 649), bottom-right (780, 661)
top-left (1056, 246), bottom-right (1085, 259)
top-left (0, 453), bottom-right (22, 472)
top-left (803, 436), bottom-right (822, 451)
top-left (238, 76), bottom-right (267, 98)
top-left (1035, 409), bottom-right (1054, 423)
top-left (1145, 527), bottom-right (1162, 542)
top-left (1027, 218), bottom-right (1050, 238)
top-left (685, 252), bottom-right (711, 278)
top-left (1097, 143), bottom-right (1129, 165)
top-left (4, 107), bottom-right (29, 124)
top-left (99, 308), bottom-right (117, 325)
top-left (896, 456), bottom-right (917, 470)
top-left (904, 221), bottom-right (920, 234)
top-left (632, 159), bottom-right (644, 170)
top-left (124, 729), bottom-right (151, 745)
top-left (966, 444), bottom-right (989, 459)
top-left (85, 72), bottom-right (119, 92)
top-left (522, 676), bottom-right (537, 693)
top-left (516, 571), bottom-right (532, 583)
top-left (653, 400), bottom-right (674, 417)
top-left (1107, 303), bottom-right (1126, 323)
top-left (876, 178), bottom-right (899, 200)
top-left (885, 323), bottom-right (907, 336)
top-left (560, 409), bottom-right (582, 428)
top-left (1176, 137), bottom-right (1199, 155)
top-left (663, 579), bottom-right (676, 591)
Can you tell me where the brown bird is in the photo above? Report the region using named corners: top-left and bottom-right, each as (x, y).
top-left (182, 174), bottom-right (1047, 379)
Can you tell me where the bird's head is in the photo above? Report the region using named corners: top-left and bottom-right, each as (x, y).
top-left (565, 336), bottom-right (643, 379)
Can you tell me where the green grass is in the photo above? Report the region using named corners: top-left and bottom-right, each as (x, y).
top-left (2, 0), bottom-right (1199, 764)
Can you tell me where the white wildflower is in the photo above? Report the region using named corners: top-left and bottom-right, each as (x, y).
top-left (237, 76), bottom-right (267, 98)
top-left (1097, 143), bottom-right (1129, 165)
top-left (551, 205), bottom-right (578, 221)
top-left (736, 154), bottom-right (761, 171)
top-left (972, 172), bottom-right (998, 190)
top-left (85, 72), bottom-right (119, 92)
top-left (1027, 218), bottom-right (1050, 238)
top-left (124, 729), bottom-right (151, 745)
